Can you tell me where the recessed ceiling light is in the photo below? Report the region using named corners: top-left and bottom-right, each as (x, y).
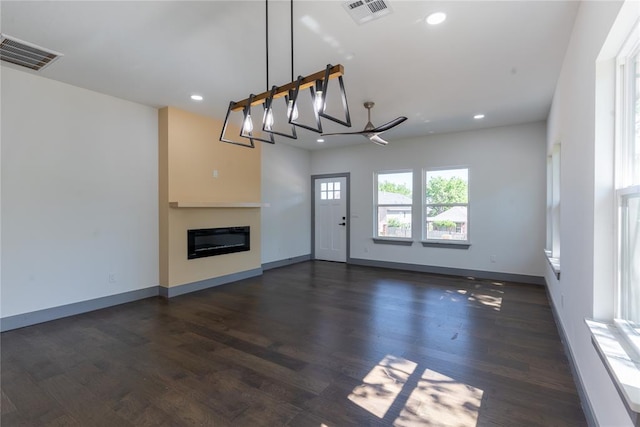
top-left (474, 114), bottom-right (485, 120)
top-left (426, 12), bottom-right (446, 25)
top-left (190, 94), bottom-right (203, 101)
top-left (317, 138), bottom-right (325, 143)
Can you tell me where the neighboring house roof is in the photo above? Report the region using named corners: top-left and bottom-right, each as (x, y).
top-left (427, 206), bottom-right (468, 223)
top-left (378, 191), bottom-right (412, 204)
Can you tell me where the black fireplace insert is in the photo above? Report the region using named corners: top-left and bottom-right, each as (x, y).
top-left (187, 226), bottom-right (250, 259)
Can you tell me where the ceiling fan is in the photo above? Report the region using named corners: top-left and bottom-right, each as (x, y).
top-left (322, 101), bottom-right (407, 146)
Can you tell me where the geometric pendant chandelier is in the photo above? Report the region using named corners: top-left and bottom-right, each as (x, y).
top-left (220, 64), bottom-right (352, 148)
top-left (220, 0), bottom-right (352, 148)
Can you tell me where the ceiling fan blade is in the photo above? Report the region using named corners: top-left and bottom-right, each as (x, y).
top-left (369, 135), bottom-right (389, 146)
top-left (322, 105), bottom-right (407, 138)
top-left (370, 116), bottom-right (408, 133)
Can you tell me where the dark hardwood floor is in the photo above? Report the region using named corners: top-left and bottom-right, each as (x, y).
top-left (1, 261), bottom-right (586, 426)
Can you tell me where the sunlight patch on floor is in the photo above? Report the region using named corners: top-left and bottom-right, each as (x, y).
top-left (349, 355), bottom-right (484, 426)
top-left (348, 355), bottom-right (417, 418)
top-left (468, 293), bottom-right (503, 311)
top-left (445, 289), bottom-right (503, 311)
top-left (395, 369), bottom-right (483, 427)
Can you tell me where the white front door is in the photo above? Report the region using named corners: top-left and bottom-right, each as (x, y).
top-left (314, 176), bottom-right (347, 262)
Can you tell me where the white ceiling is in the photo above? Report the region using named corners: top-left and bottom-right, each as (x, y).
top-left (1, 1), bottom-right (579, 150)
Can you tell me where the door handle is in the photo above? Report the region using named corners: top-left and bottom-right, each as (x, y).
top-left (339, 222), bottom-right (346, 226)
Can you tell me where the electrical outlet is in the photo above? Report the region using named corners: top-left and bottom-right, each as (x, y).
top-left (212, 170), bottom-right (219, 178)
top-left (108, 273), bottom-right (116, 283)
top-left (490, 255), bottom-right (497, 263)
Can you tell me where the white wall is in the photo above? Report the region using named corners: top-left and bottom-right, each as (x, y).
top-left (261, 141), bottom-right (311, 264)
top-left (546, 1), bottom-right (632, 425)
top-left (311, 121), bottom-right (546, 278)
top-left (1, 66), bottom-right (159, 318)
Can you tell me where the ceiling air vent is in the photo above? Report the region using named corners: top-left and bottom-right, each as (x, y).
top-left (343, 0), bottom-right (392, 25)
top-left (0, 34), bottom-right (62, 71)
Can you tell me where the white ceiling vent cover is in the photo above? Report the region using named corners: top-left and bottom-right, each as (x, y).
top-left (0, 34), bottom-right (62, 71)
top-left (343, 0), bottom-right (392, 25)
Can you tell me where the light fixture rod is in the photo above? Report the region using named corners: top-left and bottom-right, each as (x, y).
top-left (265, 0), bottom-right (269, 91)
top-left (290, 0), bottom-right (294, 82)
top-left (231, 64), bottom-right (344, 111)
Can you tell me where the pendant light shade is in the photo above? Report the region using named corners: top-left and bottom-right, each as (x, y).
top-left (288, 74), bottom-right (323, 133)
top-left (318, 64), bottom-right (351, 127)
top-left (239, 94), bottom-right (275, 144)
top-left (219, 101), bottom-right (255, 148)
top-left (262, 85), bottom-right (297, 139)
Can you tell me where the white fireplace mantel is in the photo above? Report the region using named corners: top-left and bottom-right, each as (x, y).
top-left (169, 201), bottom-right (268, 208)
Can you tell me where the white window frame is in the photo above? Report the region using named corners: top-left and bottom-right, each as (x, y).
top-left (614, 29), bottom-right (640, 355)
top-left (587, 5), bottom-right (640, 417)
top-left (616, 189), bottom-right (640, 355)
top-left (374, 170), bottom-right (414, 240)
top-left (422, 166), bottom-right (470, 244)
top-left (550, 144), bottom-right (561, 258)
top-left (545, 144), bottom-right (561, 276)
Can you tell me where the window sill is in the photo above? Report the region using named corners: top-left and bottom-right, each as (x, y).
top-left (544, 249), bottom-right (560, 279)
top-left (372, 237), bottom-right (414, 246)
top-left (585, 319), bottom-right (640, 416)
top-left (420, 241), bottom-right (470, 249)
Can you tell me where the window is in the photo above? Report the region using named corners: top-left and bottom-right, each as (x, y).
top-left (320, 181), bottom-right (341, 200)
top-left (587, 8), bottom-right (640, 416)
top-left (545, 144), bottom-right (561, 276)
top-left (424, 168), bottom-right (469, 242)
top-left (548, 144), bottom-right (561, 257)
top-left (615, 30), bottom-right (640, 352)
top-left (375, 171), bottom-right (413, 238)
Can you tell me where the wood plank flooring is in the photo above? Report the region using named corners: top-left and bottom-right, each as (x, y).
top-left (1, 261), bottom-right (586, 426)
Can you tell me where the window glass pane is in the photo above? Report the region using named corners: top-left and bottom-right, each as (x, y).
top-left (334, 191), bottom-right (340, 200)
top-left (328, 182), bottom-right (334, 191)
top-left (335, 182), bottom-right (341, 191)
top-left (321, 191), bottom-right (327, 200)
top-left (424, 168), bottom-right (469, 241)
top-left (426, 205), bottom-right (468, 241)
top-left (621, 194), bottom-right (640, 325)
top-left (377, 172), bottom-right (413, 205)
top-left (321, 183), bottom-right (327, 191)
top-left (378, 207), bottom-right (412, 238)
top-left (425, 169), bottom-right (468, 204)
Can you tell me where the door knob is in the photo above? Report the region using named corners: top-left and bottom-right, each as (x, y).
top-left (339, 222), bottom-right (346, 226)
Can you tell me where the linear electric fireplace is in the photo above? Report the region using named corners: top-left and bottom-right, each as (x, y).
top-left (187, 226), bottom-right (250, 259)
